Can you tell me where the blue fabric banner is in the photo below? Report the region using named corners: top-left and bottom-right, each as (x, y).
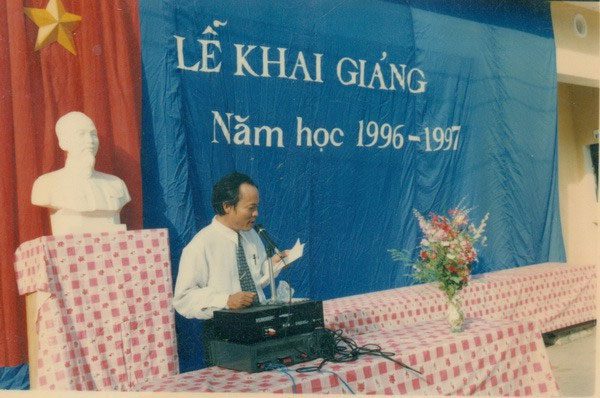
top-left (0, 364), bottom-right (28, 390)
top-left (140, 0), bottom-right (564, 371)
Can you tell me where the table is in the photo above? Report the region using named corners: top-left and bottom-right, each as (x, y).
top-left (324, 263), bottom-right (596, 336)
top-left (136, 318), bottom-right (559, 396)
top-left (14, 229), bottom-right (179, 390)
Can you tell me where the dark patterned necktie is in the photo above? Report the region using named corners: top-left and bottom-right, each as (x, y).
top-left (236, 232), bottom-right (259, 305)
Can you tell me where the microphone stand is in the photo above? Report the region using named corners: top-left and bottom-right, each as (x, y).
top-left (255, 224), bottom-right (285, 305)
top-left (265, 245), bottom-right (278, 304)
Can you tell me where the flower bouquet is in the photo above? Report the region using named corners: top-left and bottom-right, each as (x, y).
top-left (391, 207), bottom-right (489, 332)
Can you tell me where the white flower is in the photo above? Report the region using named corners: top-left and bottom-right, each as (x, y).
top-left (471, 212), bottom-right (489, 241)
top-left (453, 212), bottom-right (467, 226)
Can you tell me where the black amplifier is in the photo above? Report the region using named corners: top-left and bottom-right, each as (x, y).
top-left (212, 300), bottom-right (324, 344)
top-left (209, 328), bottom-right (335, 373)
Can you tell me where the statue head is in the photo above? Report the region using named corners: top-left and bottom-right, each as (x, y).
top-left (56, 112), bottom-right (99, 161)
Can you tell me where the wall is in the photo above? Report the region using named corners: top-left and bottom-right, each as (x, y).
top-left (551, 2), bottom-right (600, 87)
top-left (552, 2), bottom-right (599, 265)
top-left (557, 83), bottom-right (599, 265)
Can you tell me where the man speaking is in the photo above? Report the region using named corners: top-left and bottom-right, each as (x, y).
top-left (173, 172), bottom-right (287, 320)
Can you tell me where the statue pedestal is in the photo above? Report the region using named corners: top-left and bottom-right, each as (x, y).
top-left (50, 209), bottom-right (126, 235)
top-left (14, 229), bottom-right (179, 390)
top-left (25, 292), bottom-right (49, 389)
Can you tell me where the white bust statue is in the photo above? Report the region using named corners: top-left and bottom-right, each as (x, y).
top-left (31, 111), bottom-right (131, 235)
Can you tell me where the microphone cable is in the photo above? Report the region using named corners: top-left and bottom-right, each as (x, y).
top-left (296, 328), bottom-right (423, 378)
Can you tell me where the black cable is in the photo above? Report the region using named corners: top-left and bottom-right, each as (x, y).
top-left (260, 234), bottom-right (420, 378)
top-left (296, 328), bottom-right (423, 376)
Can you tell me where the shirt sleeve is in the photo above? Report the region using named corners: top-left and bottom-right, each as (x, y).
top-left (173, 241), bottom-right (230, 319)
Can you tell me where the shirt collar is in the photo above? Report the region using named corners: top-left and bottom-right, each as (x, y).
top-left (211, 216), bottom-right (242, 243)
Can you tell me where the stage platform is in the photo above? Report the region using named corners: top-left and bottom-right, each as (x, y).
top-left (15, 250), bottom-right (595, 393)
top-left (135, 262), bottom-right (594, 394)
top-left (137, 318), bottom-right (558, 395)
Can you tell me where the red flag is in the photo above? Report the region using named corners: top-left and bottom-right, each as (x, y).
top-left (0, 0), bottom-right (143, 367)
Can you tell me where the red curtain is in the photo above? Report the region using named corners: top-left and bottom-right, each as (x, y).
top-left (0, 0), bottom-right (143, 367)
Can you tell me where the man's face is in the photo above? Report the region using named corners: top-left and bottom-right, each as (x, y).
top-left (69, 125), bottom-right (99, 157)
top-left (59, 116), bottom-right (100, 159)
top-left (223, 183), bottom-right (259, 231)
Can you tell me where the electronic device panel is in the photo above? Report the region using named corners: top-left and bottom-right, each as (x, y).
top-left (212, 300), bottom-right (324, 344)
top-left (209, 328), bottom-right (335, 373)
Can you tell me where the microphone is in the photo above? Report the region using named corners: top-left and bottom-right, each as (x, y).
top-left (253, 223), bottom-right (281, 253)
top-left (253, 223), bottom-right (287, 304)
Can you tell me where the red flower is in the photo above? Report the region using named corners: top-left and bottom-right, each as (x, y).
top-left (420, 251), bottom-right (429, 260)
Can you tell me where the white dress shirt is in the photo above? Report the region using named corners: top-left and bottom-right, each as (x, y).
top-left (173, 217), bottom-right (281, 319)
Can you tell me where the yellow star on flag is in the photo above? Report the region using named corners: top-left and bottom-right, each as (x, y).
top-left (24, 0), bottom-right (82, 55)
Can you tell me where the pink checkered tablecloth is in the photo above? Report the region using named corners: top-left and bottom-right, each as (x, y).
top-left (14, 229), bottom-right (179, 390)
top-left (324, 262), bottom-right (596, 336)
top-left (136, 317), bottom-right (559, 396)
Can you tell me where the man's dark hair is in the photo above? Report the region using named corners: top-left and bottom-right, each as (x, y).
top-left (211, 172), bottom-right (257, 215)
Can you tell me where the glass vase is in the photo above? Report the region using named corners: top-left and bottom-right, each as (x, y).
top-left (447, 295), bottom-right (464, 332)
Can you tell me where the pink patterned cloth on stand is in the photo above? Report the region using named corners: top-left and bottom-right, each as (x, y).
top-left (14, 229), bottom-right (179, 390)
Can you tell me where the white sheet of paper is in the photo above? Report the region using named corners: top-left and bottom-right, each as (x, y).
top-left (278, 238), bottom-right (304, 268)
top-left (259, 239), bottom-right (305, 287)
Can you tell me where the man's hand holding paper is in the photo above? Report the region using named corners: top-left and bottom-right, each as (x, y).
top-left (259, 239), bottom-right (305, 287)
top-left (273, 239), bottom-right (304, 272)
